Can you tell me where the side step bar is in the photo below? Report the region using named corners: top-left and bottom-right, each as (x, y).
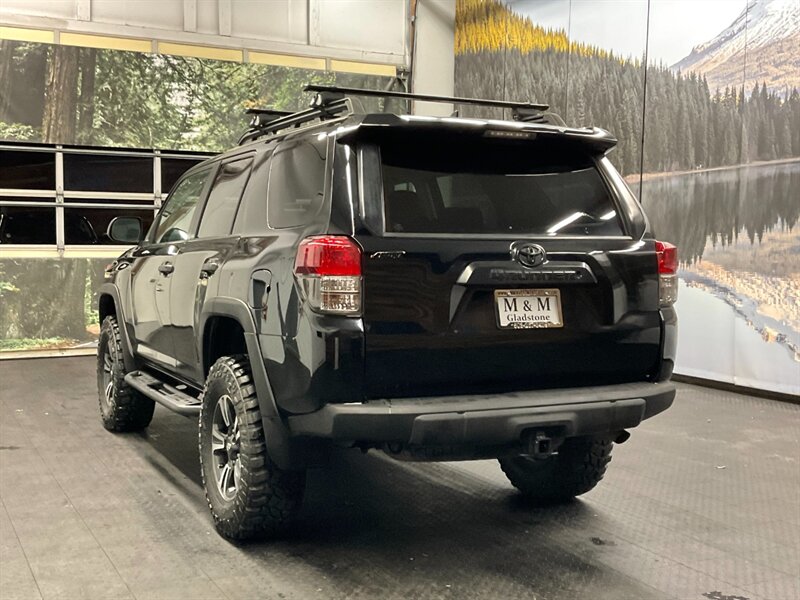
top-left (124, 371), bottom-right (201, 417)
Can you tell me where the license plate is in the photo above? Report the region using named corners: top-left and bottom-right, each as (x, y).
top-left (494, 289), bottom-right (563, 329)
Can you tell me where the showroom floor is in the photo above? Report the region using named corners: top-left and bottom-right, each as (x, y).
top-left (0, 357), bottom-right (798, 600)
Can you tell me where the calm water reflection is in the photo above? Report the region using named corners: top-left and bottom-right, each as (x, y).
top-left (634, 161), bottom-right (800, 395)
top-left (636, 161), bottom-right (800, 270)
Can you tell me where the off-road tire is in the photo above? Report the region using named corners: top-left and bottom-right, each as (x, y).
top-left (199, 355), bottom-right (305, 541)
top-left (97, 315), bottom-right (155, 432)
top-left (499, 436), bottom-right (613, 504)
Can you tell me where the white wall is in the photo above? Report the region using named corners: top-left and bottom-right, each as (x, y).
top-left (411, 0), bottom-right (455, 116)
top-left (0, 0), bottom-right (408, 64)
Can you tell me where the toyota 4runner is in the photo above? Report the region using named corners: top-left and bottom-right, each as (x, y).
top-left (97, 85), bottom-right (677, 540)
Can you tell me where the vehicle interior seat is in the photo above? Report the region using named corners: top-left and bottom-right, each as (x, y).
top-left (440, 207), bottom-right (484, 233)
top-left (385, 190), bottom-right (434, 232)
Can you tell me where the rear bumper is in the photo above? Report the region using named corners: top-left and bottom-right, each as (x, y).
top-left (287, 381), bottom-right (675, 445)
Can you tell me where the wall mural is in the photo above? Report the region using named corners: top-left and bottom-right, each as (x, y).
top-left (0, 41), bottom-right (393, 150)
top-left (1, 5), bottom-right (798, 395)
top-left (0, 41), bottom-right (393, 354)
top-left (455, 0), bottom-right (799, 395)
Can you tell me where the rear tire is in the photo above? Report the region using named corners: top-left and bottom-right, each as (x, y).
top-left (499, 436), bottom-right (613, 504)
top-left (199, 355), bottom-right (305, 541)
top-left (97, 315), bottom-right (155, 432)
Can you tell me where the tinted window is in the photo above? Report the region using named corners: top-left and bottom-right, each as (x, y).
top-left (0, 151), bottom-right (56, 189)
top-left (65, 207), bottom-right (154, 245)
top-left (0, 206), bottom-right (56, 244)
top-left (161, 157), bottom-right (207, 192)
top-left (267, 138), bottom-right (326, 229)
top-left (64, 154), bottom-right (153, 193)
top-left (198, 157), bottom-right (253, 238)
top-left (380, 141), bottom-right (624, 236)
top-left (152, 169), bottom-right (210, 244)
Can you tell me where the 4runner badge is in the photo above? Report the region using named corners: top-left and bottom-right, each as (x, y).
top-left (510, 242), bottom-right (547, 268)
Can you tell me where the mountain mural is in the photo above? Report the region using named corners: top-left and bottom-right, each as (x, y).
top-left (454, 0), bottom-right (800, 177)
top-left (672, 0), bottom-right (800, 96)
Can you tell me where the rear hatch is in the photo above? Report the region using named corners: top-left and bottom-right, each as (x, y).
top-left (352, 129), bottom-right (662, 399)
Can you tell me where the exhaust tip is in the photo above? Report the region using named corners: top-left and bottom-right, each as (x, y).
top-left (614, 430), bottom-right (631, 444)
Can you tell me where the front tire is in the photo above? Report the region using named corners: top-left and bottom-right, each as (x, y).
top-left (199, 355), bottom-right (305, 541)
top-left (499, 436), bottom-right (613, 504)
top-left (97, 315), bottom-right (155, 432)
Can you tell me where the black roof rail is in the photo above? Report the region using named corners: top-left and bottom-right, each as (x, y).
top-left (237, 95), bottom-right (352, 145)
top-left (245, 107), bottom-right (293, 128)
top-left (302, 84), bottom-right (549, 119)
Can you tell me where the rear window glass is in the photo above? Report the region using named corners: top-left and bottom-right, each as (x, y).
top-left (380, 142), bottom-right (624, 236)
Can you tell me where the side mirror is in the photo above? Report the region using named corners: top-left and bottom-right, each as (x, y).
top-left (107, 216), bottom-right (143, 244)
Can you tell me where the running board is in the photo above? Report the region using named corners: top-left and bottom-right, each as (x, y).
top-left (124, 371), bottom-right (201, 417)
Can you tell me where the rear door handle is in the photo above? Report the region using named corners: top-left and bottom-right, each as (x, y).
top-left (158, 262), bottom-right (174, 275)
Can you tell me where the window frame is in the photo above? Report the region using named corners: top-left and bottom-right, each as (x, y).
top-left (147, 165), bottom-right (215, 246)
top-left (0, 143), bottom-right (212, 250)
top-left (195, 152), bottom-right (255, 239)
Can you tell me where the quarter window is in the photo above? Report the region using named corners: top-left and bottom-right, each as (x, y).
top-left (267, 139), bottom-right (327, 229)
top-left (153, 168), bottom-right (210, 244)
top-left (198, 157), bottom-right (253, 238)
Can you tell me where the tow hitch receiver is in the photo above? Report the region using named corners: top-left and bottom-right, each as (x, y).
top-left (523, 430), bottom-right (560, 459)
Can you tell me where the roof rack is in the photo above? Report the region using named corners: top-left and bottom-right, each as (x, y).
top-left (237, 95), bottom-right (352, 145)
top-left (237, 85), bottom-right (555, 145)
top-left (302, 84), bottom-right (549, 120)
top-left (245, 107), bottom-right (293, 128)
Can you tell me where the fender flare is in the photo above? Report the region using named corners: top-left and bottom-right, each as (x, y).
top-left (200, 297), bottom-right (301, 470)
top-left (97, 283), bottom-right (137, 372)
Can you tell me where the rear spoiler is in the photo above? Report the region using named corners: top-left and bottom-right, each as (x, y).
top-left (336, 113), bottom-right (618, 154)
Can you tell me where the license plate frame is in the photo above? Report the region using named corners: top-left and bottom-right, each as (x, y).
top-left (494, 288), bottom-right (563, 329)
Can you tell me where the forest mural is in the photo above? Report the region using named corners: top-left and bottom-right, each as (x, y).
top-left (455, 0), bottom-right (799, 395)
top-left (454, 0), bottom-right (800, 177)
top-left (0, 40), bottom-right (392, 353)
top-left (0, 40), bottom-right (392, 151)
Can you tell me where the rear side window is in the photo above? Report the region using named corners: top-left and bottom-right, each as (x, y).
top-left (380, 141), bottom-right (624, 236)
top-left (152, 168), bottom-right (210, 244)
top-left (198, 157), bottom-right (253, 238)
top-left (267, 138), bottom-right (327, 229)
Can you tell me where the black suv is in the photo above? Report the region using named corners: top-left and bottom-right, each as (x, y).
top-left (97, 85), bottom-right (677, 540)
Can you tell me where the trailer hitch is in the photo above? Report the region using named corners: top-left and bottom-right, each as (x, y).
top-left (522, 430), bottom-right (563, 459)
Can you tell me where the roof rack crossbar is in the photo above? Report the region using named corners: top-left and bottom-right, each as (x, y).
top-left (245, 108), bottom-right (293, 117)
top-left (302, 84), bottom-right (549, 114)
top-left (245, 108), bottom-right (294, 128)
top-left (238, 97), bottom-right (351, 145)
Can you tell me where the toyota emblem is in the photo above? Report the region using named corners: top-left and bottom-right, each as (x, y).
top-left (511, 242), bottom-right (547, 268)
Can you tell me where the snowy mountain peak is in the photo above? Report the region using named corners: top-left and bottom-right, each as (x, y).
top-left (672, 0), bottom-right (800, 95)
top-left (689, 0), bottom-right (799, 59)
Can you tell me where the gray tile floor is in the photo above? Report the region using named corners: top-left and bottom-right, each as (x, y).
top-left (0, 357), bottom-right (798, 600)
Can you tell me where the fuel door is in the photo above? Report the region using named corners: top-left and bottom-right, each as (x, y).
top-left (249, 269), bottom-right (272, 331)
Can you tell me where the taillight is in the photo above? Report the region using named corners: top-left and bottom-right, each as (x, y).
top-left (294, 235), bottom-right (362, 315)
top-left (655, 240), bottom-right (678, 306)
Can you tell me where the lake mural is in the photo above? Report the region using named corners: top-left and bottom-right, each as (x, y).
top-left (640, 162), bottom-right (799, 395)
top-left (455, 0), bottom-right (800, 395)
